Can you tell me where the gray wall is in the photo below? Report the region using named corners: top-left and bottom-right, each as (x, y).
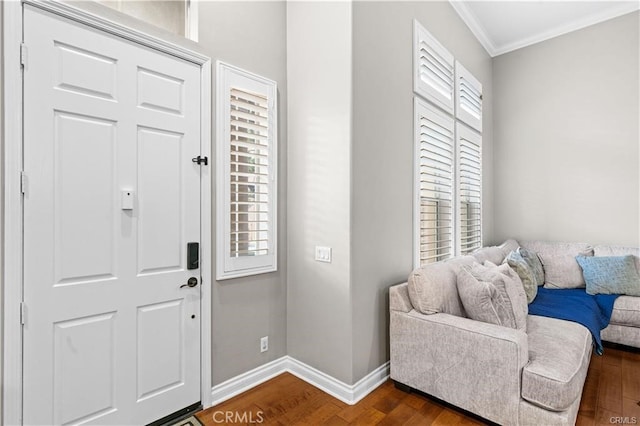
top-left (286, 1), bottom-right (354, 384)
top-left (286, 1), bottom-right (493, 385)
top-left (493, 11), bottom-right (640, 247)
top-left (350, 1), bottom-right (494, 382)
top-left (197, 1), bottom-right (288, 385)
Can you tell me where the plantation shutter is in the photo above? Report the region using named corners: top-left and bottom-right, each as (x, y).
top-left (217, 62), bottom-right (278, 280)
top-left (415, 98), bottom-right (455, 266)
top-left (457, 123), bottom-right (482, 255)
top-left (229, 88), bottom-right (270, 258)
top-left (413, 20), bottom-right (454, 114)
top-left (455, 61), bottom-right (483, 132)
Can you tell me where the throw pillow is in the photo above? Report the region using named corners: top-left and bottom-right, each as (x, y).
top-left (456, 267), bottom-right (516, 329)
top-left (519, 247), bottom-right (544, 287)
top-left (504, 250), bottom-right (538, 304)
top-left (483, 261), bottom-right (528, 331)
top-left (576, 255), bottom-right (640, 296)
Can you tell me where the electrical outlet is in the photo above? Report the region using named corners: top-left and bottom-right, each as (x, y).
top-left (260, 336), bottom-right (268, 353)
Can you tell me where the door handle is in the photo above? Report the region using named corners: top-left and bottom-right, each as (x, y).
top-left (180, 277), bottom-right (199, 289)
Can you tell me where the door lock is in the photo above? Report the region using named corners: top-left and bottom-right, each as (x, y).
top-left (180, 277), bottom-right (199, 289)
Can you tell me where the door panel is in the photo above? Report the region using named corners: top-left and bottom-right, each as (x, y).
top-left (23, 6), bottom-right (202, 425)
top-left (137, 67), bottom-right (184, 115)
top-left (54, 313), bottom-right (117, 425)
top-left (137, 127), bottom-right (184, 274)
top-left (137, 300), bottom-right (184, 401)
top-left (54, 112), bottom-right (117, 285)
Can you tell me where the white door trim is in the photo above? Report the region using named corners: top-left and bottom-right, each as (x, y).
top-left (2, 1), bottom-right (212, 424)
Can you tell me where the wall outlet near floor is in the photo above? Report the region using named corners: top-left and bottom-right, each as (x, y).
top-left (260, 336), bottom-right (268, 353)
top-left (315, 246), bottom-right (332, 263)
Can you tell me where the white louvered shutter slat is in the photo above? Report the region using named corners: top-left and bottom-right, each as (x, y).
top-left (455, 61), bottom-right (483, 132)
top-left (229, 87), bottom-right (271, 258)
top-left (457, 123), bottom-right (482, 255)
top-left (414, 20), bottom-right (454, 114)
top-left (415, 98), bottom-right (455, 266)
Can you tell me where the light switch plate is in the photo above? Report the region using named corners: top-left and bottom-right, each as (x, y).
top-left (315, 246), bottom-right (332, 263)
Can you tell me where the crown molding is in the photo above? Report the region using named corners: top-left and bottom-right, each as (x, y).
top-left (492, 2), bottom-right (640, 56)
top-left (450, 0), bottom-right (640, 58)
top-left (449, 0), bottom-right (497, 57)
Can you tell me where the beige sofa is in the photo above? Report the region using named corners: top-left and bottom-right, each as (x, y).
top-left (389, 240), bottom-right (640, 425)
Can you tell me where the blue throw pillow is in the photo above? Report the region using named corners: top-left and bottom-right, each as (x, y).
top-left (576, 255), bottom-right (640, 296)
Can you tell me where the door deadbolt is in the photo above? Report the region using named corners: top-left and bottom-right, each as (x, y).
top-left (180, 277), bottom-right (199, 289)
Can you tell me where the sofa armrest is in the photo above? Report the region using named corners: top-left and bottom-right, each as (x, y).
top-left (389, 282), bottom-right (412, 313)
top-left (390, 310), bottom-right (528, 425)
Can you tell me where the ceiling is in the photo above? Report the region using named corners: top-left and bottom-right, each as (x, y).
top-left (449, 1), bottom-right (640, 57)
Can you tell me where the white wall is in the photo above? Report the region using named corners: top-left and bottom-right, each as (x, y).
top-left (286, 1), bottom-right (354, 384)
top-left (493, 11), bottom-right (639, 247)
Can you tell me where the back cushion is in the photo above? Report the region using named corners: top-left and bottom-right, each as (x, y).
top-left (472, 246), bottom-right (506, 265)
top-left (594, 245), bottom-right (640, 274)
top-left (521, 241), bottom-right (593, 289)
top-left (408, 256), bottom-right (476, 316)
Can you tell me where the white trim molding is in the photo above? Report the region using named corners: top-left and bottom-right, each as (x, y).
top-left (209, 357), bottom-right (390, 408)
top-left (450, 0), bottom-right (640, 57)
top-left (448, 1), bottom-right (497, 57)
top-left (3, 1), bottom-right (26, 424)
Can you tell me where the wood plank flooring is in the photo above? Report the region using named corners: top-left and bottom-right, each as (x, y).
top-left (197, 346), bottom-right (640, 425)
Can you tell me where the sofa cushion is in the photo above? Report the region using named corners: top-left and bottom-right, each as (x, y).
top-left (594, 245), bottom-right (640, 274)
top-left (499, 239), bottom-right (520, 258)
top-left (408, 256), bottom-right (476, 316)
top-left (577, 255), bottom-right (640, 297)
top-left (504, 250), bottom-right (538, 303)
top-left (472, 246), bottom-right (506, 265)
top-left (521, 316), bottom-right (592, 411)
top-left (456, 267), bottom-right (517, 329)
top-left (521, 241), bottom-right (594, 289)
top-left (609, 296), bottom-right (640, 327)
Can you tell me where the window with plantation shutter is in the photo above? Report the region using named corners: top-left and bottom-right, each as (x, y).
top-left (457, 123), bottom-right (482, 255)
top-left (413, 22), bottom-right (484, 267)
top-left (455, 61), bottom-right (483, 132)
top-left (216, 62), bottom-right (277, 280)
top-left (413, 20), bottom-right (455, 114)
top-left (414, 98), bottom-right (455, 266)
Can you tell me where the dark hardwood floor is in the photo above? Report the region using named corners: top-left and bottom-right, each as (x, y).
top-left (197, 346), bottom-right (640, 425)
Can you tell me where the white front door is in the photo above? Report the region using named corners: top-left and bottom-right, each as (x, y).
top-left (22, 6), bottom-right (202, 425)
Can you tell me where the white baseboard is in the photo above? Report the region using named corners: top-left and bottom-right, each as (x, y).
top-left (209, 357), bottom-right (390, 408)
top-left (209, 357), bottom-right (289, 406)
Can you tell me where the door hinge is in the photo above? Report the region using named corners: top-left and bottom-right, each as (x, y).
top-left (20, 302), bottom-right (26, 325)
top-left (20, 43), bottom-right (28, 68)
top-left (20, 171), bottom-right (27, 194)
top-left (192, 156), bottom-right (208, 166)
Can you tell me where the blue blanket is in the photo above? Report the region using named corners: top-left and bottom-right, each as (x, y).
top-left (528, 287), bottom-right (618, 355)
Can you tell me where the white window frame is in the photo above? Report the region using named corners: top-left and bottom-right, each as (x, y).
top-left (216, 61), bottom-right (278, 280)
